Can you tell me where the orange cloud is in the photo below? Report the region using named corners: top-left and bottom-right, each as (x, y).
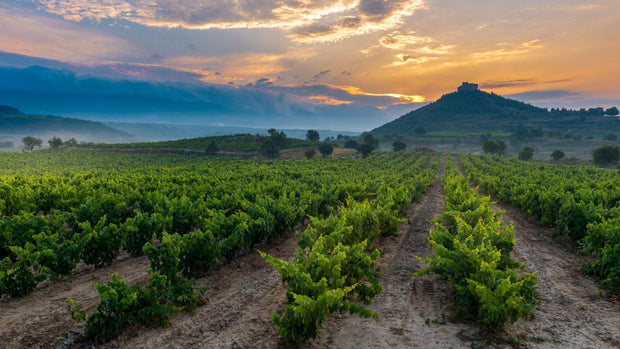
top-left (309, 95), bottom-right (353, 105)
top-left (330, 85), bottom-right (426, 103)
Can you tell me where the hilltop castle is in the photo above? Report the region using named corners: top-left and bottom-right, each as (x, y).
top-left (457, 82), bottom-right (478, 93)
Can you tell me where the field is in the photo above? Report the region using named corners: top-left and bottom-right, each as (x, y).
top-left (0, 150), bottom-right (618, 348)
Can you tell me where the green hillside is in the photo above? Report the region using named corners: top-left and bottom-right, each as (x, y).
top-left (371, 83), bottom-right (619, 137)
top-left (84, 133), bottom-right (318, 152)
top-left (0, 105), bottom-right (137, 144)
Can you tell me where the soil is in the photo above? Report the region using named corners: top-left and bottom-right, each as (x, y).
top-left (1, 154), bottom-right (619, 349)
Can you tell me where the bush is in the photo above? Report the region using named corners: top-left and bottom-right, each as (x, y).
top-left (318, 144), bottom-right (334, 157)
top-left (518, 146), bottom-right (534, 161)
top-left (551, 150), bottom-right (565, 161)
top-left (592, 145), bottom-right (620, 166)
top-left (392, 140), bottom-right (407, 151)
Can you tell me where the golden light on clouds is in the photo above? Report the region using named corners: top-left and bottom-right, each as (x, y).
top-left (331, 85), bottom-right (426, 103)
top-left (308, 95), bottom-right (353, 106)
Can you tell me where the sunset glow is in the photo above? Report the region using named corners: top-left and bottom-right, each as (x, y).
top-left (0, 0), bottom-right (618, 130)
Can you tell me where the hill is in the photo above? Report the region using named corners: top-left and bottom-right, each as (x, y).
top-left (0, 105), bottom-right (23, 116)
top-left (371, 82), bottom-right (619, 137)
top-left (0, 106), bottom-right (138, 145)
top-left (82, 133), bottom-right (318, 153)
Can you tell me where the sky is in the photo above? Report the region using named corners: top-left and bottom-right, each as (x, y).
top-left (0, 0), bottom-right (619, 131)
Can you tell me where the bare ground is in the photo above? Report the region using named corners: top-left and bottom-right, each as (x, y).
top-left (453, 155), bottom-right (620, 348)
top-left (307, 154), bottom-right (479, 348)
top-left (1, 154), bottom-right (619, 349)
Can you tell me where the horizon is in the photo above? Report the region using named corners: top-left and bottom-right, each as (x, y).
top-left (0, 1), bottom-right (619, 131)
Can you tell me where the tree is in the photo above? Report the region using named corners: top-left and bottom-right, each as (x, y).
top-left (551, 150), bottom-right (565, 161)
top-left (604, 106), bottom-right (619, 116)
top-left (306, 130), bottom-right (320, 142)
top-left (344, 139), bottom-right (359, 149)
top-left (358, 133), bottom-right (379, 158)
top-left (392, 140), bottom-right (406, 152)
top-left (592, 145), bottom-right (620, 166)
top-left (482, 140), bottom-right (498, 154)
top-left (65, 138), bottom-right (78, 147)
top-left (262, 129), bottom-right (288, 158)
top-left (48, 136), bottom-right (63, 149)
top-left (318, 143), bottom-right (334, 157)
top-left (358, 144), bottom-right (374, 158)
top-left (205, 140), bottom-right (220, 155)
top-left (482, 139), bottom-right (506, 156)
top-left (495, 140), bottom-right (507, 156)
top-left (304, 149), bottom-right (316, 159)
top-left (518, 146), bottom-right (534, 161)
top-left (22, 136), bottom-right (42, 151)
top-left (361, 133), bottom-right (379, 149)
top-left (414, 126), bottom-right (426, 137)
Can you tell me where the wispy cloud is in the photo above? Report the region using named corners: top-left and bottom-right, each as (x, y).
top-left (35, 0), bottom-right (426, 44)
top-left (308, 95), bottom-right (352, 106)
top-left (469, 39), bottom-right (543, 62)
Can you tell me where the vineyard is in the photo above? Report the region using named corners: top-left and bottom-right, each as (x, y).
top-left (0, 150), bottom-right (619, 348)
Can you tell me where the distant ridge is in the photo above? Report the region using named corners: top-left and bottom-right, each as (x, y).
top-left (0, 105), bottom-right (23, 116)
top-left (371, 82), bottom-right (559, 136)
top-left (0, 107), bottom-right (137, 144)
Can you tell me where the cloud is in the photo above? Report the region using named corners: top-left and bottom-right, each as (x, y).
top-left (378, 31), bottom-right (433, 50)
top-left (0, 6), bottom-right (133, 62)
top-left (308, 95), bottom-right (352, 106)
top-left (469, 39), bottom-right (543, 62)
top-left (33, 0), bottom-right (426, 44)
top-left (507, 89), bottom-right (584, 102)
top-left (311, 69), bottom-right (331, 82)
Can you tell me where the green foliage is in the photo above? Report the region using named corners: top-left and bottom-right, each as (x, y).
top-left (263, 152), bottom-right (437, 344)
top-left (460, 153), bottom-right (620, 290)
top-left (306, 129), bottom-right (320, 142)
top-left (205, 140), bottom-right (220, 155)
top-left (22, 136), bottom-right (42, 151)
top-left (78, 216), bottom-right (123, 267)
top-left (304, 149), bottom-right (316, 159)
top-left (0, 244), bottom-right (47, 297)
top-left (592, 145), bottom-right (620, 166)
top-left (604, 106), bottom-right (619, 116)
top-left (392, 140), bottom-right (407, 152)
top-left (482, 139), bottom-right (507, 156)
top-left (419, 163), bottom-right (537, 333)
top-left (64, 138), bottom-right (78, 147)
top-left (518, 146), bottom-right (534, 161)
top-left (551, 150), bottom-right (565, 161)
top-left (344, 139), bottom-right (359, 149)
top-left (48, 136), bottom-right (64, 149)
top-left (358, 144), bottom-right (374, 158)
top-left (414, 126), bottom-right (426, 136)
top-left (318, 143), bottom-right (334, 157)
top-left (67, 273), bottom-right (182, 344)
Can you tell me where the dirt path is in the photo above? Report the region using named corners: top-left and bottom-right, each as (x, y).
top-left (307, 154), bottom-right (477, 348)
top-left (0, 253), bottom-right (151, 349)
top-left (499, 203), bottom-right (620, 348)
top-left (454, 155), bottom-right (620, 348)
top-left (94, 232), bottom-right (299, 349)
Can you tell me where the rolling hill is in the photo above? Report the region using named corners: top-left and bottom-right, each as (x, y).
top-left (0, 106), bottom-right (137, 145)
top-left (371, 82), bottom-right (620, 137)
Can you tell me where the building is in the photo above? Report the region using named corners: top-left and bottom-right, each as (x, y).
top-left (457, 82), bottom-right (478, 93)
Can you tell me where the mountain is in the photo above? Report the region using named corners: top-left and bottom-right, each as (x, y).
top-left (370, 82), bottom-right (619, 137)
top-left (0, 106), bottom-right (138, 145)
